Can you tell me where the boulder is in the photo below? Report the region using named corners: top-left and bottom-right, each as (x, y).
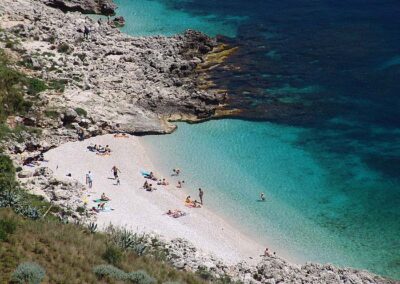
top-left (33, 167), bottom-right (53, 177)
top-left (62, 108), bottom-right (78, 124)
top-left (18, 170), bottom-right (33, 178)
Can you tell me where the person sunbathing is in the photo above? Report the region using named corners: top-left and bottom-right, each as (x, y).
top-left (146, 184), bottom-right (154, 192)
top-left (91, 206), bottom-right (100, 213)
top-left (97, 203), bottom-right (106, 210)
top-left (105, 145), bottom-right (111, 153)
top-left (101, 193), bottom-right (110, 201)
top-left (162, 178), bottom-right (169, 186)
top-left (114, 133), bottom-right (129, 138)
top-left (166, 209), bottom-right (186, 218)
top-left (185, 196), bottom-right (192, 204)
top-left (88, 144), bottom-right (96, 152)
top-left (149, 172), bottom-right (157, 181)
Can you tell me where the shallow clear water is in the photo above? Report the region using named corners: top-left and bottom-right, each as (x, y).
top-left (115, 0), bottom-right (400, 279)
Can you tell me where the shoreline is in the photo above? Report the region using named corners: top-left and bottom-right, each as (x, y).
top-left (139, 135), bottom-right (305, 265)
top-left (41, 134), bottom-right (266, 265)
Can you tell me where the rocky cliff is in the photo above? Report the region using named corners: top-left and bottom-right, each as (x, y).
top-left (41, 0), bottom-right (116, 15)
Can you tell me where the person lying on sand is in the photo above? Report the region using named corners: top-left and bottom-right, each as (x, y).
top-left (166, 209), bottom-right (186, 218)
top-left (87, 144), bottom-right (96, 152)
top-left (101, 193), bottom-right (110, 201)
top-left (91, 206), bottom-right (100, 213)
top-left (114, 133), bottom-right (129, 138)
top-left (105, 145), bottom-right (111, 153)
top-left (146, 184), bottom-right (157, 192)
top-left (149, 172), bottom-right (157, 181)
top-left (97, 203), bottom-right (106, 210)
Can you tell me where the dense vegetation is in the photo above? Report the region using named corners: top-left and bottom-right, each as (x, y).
top-left (0, 49), bottom-right (45, 123)
top-left (0, 208), bottom-right (209, 284)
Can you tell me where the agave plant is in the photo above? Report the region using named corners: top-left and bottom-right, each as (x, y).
top-left (87, 222), bottom-right (98, 234)
top-left (0, 190), bottom-right (21, 208)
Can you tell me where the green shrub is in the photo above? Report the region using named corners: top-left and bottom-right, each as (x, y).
top-left (47, 35), bottom-right (56, 44)
top-left (0, 49), bottom-right (33, 122)
top-left (11, 262), bottom-right (46, 284)
top-left (93, 264), bottom-right (127, 280)
top-left (195, 266), bottom-right (214, 281)
top-left (44, 109), bottom-right (59, 119)
top-left (0, 155), bottom-right (16, 193)
top-left (5, 41), bottom-right (14, 49)
top-left (27, 78), bottom-right (47, 96)
top-left (127, 270), bottom-right (156, 284)
top-left (74, 107), bottom-right (87, 117)
top-left (48, 79), bottom-right (67, 92)
top-left (103, 245), bottom-right (122, 265)
top-left (57, 42), bottom-right (71, 53)
top-left (76, 206), bottom-right (85, 214)
top-left (0, 218), bottom-right (17, 241)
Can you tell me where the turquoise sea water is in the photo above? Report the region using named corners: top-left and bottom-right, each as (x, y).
top-left (115, 0), bottom-right (400, 279)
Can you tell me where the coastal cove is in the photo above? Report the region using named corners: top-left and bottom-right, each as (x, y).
top-left (114, 0), bottom-right (400, 279)
top-left (0, 0), bottom-right (398, 282)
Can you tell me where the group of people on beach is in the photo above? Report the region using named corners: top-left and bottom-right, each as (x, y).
top-left (88, 144), bottom-right (111, 155)
top-left (91, 192), bottom-right (111, 213)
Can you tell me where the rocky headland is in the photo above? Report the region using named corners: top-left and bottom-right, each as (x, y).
top-left (0, 0), bottom-right (397, 283)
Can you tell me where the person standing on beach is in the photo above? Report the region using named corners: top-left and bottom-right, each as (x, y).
top-left (199, 188), bottom-right (204, 205)
top-left (111, 166), bottom-right (121, 180)
top-left (83, 25), bottom-right (90, 39)
top-left (87, 171), bottom-right (93, 188)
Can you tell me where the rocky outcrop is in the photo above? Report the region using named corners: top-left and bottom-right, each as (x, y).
top-left (19, 166), bottom-right (92, 222)
top-left (0, 0), bottom-right (220, 138)
top-left (41, 0), bottom-right (116, 15)
top-left (108, 232), bottom-right (396, 284)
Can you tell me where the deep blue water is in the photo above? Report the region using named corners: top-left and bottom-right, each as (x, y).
top-left (115, 0), bottom-right (400, 279)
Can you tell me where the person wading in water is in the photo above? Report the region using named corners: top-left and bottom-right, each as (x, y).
top-left (199, 188), bottom-right (204, 205)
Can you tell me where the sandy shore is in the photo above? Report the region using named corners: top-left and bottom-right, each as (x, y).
top-left (43, 134), bottom-right (265, 265)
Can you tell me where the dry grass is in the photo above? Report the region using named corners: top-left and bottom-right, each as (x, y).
top-left (0, 208), bottom-right (205, 284)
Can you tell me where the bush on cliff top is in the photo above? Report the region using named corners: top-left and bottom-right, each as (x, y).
top-left (11, 262), bottom-right (46, 284)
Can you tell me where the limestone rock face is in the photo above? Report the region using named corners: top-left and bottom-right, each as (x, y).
top-left (41, 0), bottom-right (116, 15)
top-left (1, 0), bottom-right (221, 139)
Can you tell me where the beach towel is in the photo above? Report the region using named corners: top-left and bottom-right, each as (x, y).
top-left (93, 199), bottom-right (110, 203)
top-left (141, 170), bottom-right (150, 177)
top-left (100, 207), bottom-right (114, 212)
